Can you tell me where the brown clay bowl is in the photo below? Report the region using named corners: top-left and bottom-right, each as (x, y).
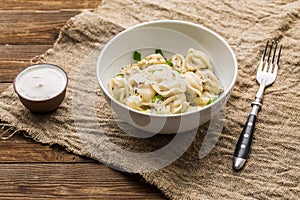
top-left (13, 63), bottom-right (68, 113)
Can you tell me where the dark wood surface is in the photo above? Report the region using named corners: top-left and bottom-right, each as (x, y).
top-left (0, 1), bottom-right (164, 199)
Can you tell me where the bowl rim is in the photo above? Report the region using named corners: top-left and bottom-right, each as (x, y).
top-left (97, 19), bottom-right (238, 117)
top-left (13, 63), bottom-right (68, 103)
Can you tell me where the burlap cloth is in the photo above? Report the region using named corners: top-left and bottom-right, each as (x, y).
top-left (1, 0), bottom-right (299, 199)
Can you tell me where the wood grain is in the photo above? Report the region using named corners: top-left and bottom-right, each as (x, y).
top-left (0, 163), bottom-right (163, 199)
top-left (0, 45), bottom-right (52, 82)
top-left (0, 0), bottom-right (165, 199)
top-left (0, 45), bottom-right (52, 60)
top-left (0, 10), bottom-right (80, 45)
top-left (0, 0), bottom-right (101, 10)
top-left (0, 134), bottom-right (90, 163)
top-left (0, 83), bottom-right (10, 92)
top-left (0, 61), bottom-right (29, 82)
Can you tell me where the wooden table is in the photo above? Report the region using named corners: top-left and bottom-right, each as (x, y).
top-left (0, 1), bottom-right (164, 199)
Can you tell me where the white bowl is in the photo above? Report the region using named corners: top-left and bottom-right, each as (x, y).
top-left (97, 20), bottom-right (238, 134)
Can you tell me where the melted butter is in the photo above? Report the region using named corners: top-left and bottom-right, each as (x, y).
top-left (16, 65), bottom-right (67, 100)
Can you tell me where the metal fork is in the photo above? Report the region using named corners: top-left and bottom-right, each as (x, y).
top-left (233, 40), bottom-right (282, 171)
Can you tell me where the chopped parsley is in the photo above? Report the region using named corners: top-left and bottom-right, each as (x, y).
top-left (155, 49), bottom-right (164, 57)
top-left (116, 73), bottom-right (124, 77)
top-left (133, 51), bottom-right (141, 61)
top-left (151, 94), bottom-right (163, 103)
top-left (207, 97), bottom-right (218, 105)
top-left (166, 60), bottom-right (173, 67)
top-left (154, 49), bottom-right (173, 67)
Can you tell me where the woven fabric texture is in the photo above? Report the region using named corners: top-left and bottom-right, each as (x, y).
top-left (0, 0), bottom-right (299, 199)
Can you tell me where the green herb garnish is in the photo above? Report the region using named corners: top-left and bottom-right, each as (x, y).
top-left (155, 49), bottom-right (164, 56)
top-left (154, 49), bottom-right (173, 67)
top-left (116, 73), bottom-right (124, 77)
top-left (166, 60), bottom-right (173, 67)
top-left (207, 97), bottom-right (218, 105)
top-left (133, 51), bottom-right (141, 61)
top-left (151, 94), bottom-right (163, 103)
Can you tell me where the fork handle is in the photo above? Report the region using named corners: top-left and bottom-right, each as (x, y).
top-left (233, 114), bottom-right (256, 170)
top-left (233, 102), bottom-right (261, 171)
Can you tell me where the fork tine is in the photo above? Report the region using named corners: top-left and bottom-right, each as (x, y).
top-left (271, 41), bottom-right (278, 64)
top-left (267, 41), bottom-right (274, 63)
top-left (268, 41), bottom-right (278, 73)
top-left (258, 40), bottom-right (269, 72)
top-left (273, 43), bottom-right (282, 75)
top-left (262, 40), bottom-right (269, 62)
top-left (263, 41), bottom-right (274, 72)
top-left (276, 43), bottom-right (282, 65)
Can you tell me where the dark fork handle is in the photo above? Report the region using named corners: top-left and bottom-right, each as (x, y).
top-left (233, 102), bottom-right (260, 171)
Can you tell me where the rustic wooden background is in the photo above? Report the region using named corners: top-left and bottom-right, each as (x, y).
top-left (0, 1), bottom-right (164, 199)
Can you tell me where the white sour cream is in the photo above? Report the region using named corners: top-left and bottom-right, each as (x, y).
top-left (15, 64), bottom-right (67, 101)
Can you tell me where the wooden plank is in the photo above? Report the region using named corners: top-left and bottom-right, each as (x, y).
top-left (0, 163), bottom-right (164, 199)
top-left (0, 0), bottom-right (101, 10)
top-left (0, 45), bottom-right (51, 82)
top-left (0, 10), bottom-right (82, 45)
top-left (0, 45), bottom-right (52, 61)
top-left (0, 61), bottom-right (28, 82)
top-left (0, 134), bottom-right (91, 163)
top-left (0, 45), bottom-right (53, 82)
top-left (0, 83), bottom-right (10, 92)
